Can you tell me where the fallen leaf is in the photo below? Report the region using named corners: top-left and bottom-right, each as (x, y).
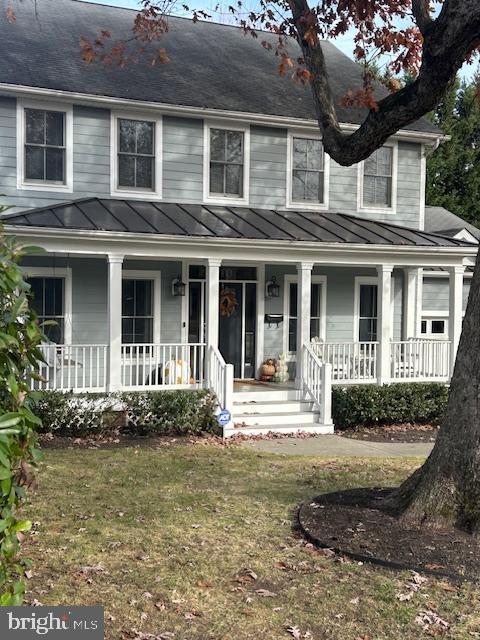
top-left (255, 588), bottom-right (277, 597)
top-left (286, 626), bottom-right (301, 639)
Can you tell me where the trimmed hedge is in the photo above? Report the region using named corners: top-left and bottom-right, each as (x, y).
top-left (120, 389), bottom-right (218, 435)
top-left (32, 389), bottom-right (219, 437)
top-left (332, 382), bottom-right (449, 430)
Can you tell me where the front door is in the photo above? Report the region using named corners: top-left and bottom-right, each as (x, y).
top-left (187, 265), bottom-right (257, 379)
top-left (218, 280), bottom-right (256, 378)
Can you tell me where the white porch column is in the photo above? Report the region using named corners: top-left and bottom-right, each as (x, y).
top-left (403, 267), bottom-right (418, 339)
top-left (256, 264), bottom-right (265, 379)
top-left (448, 265), bottom-right (465, 375)
top-left (295, 261), bottom-right (313, 390)
top-left (377, 264), bottom-right (394, 385)
top-left (107, 254), bottom-right (124, 391)
top-left (206, 258), bottom-right (221, 352)
top-left (415, 267), bottom-right (424, 337)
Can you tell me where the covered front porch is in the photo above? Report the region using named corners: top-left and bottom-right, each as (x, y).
top-left (4, 198), bottom-right (475, 431)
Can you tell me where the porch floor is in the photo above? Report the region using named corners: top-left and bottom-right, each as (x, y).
top-left (233, 380), bottom-right (295, 394)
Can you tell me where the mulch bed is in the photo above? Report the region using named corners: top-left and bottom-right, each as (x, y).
top-left (340, 423), bottom-right (439, 443)
top-left (298, 487), bottom-right (480, 582)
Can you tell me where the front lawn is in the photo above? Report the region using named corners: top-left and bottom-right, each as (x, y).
top-left (23, 443), bottom-right (480, 639)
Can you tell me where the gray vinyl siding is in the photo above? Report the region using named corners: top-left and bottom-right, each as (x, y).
top-left (249, 126), bottom-right (287, 208)
top-left (73, 106), bottom-right (110, 197)
top-left (162, 116), bottom-right (203, 202)
top-left (422, 277), bottom-right (449, 312)
top-left (0, 96), bottom-right (424, 229)
top-left (22, 256), bottom-right (182, 344)
top-left (0, 98), bottom-right (111, 212)
top-left (422, 276), bottom-right (471, 314)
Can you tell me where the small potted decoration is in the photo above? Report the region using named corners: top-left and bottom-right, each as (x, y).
top-left (260, 358), bottom-right (276, 382)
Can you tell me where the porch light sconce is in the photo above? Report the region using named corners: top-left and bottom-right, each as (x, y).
top-left (171, 274), bottom-right (186, 297)
top-left (265, 276), bottom-right (280, 298)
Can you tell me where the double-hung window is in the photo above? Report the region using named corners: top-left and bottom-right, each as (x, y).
top-left (24, 108), bottom-right (66, 184)
top-left (208, 127), bottom-right (246, 199)
top-left (122, 278), bottom-right (155, 344)
top-left (117, 118), bottom-right (156, 191)
top-left (290, 136), bottom-right (326, 205)
top-left (29, 277), bottom-right (65, 344)
top-left (362, 146), bottom-right (394, 209)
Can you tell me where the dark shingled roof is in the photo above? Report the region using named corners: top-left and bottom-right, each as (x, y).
top-left (0, 0), bottom-right (439, 134)
top-left (3, 197), bottom-right (472, 247)
top-left (424, 206), bottom-right (480, 241)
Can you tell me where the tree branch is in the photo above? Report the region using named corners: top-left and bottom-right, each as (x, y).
top-left (412, 0), bottom-right (433, 35)
top-left (291, 0), bottom-right (480, 166)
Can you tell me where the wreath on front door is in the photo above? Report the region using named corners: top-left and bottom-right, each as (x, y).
top-left (219, 287), bottom-right (238, 317)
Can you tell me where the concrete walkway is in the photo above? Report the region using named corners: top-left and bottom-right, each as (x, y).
top-left (240, 434), bottom-right (433, 458)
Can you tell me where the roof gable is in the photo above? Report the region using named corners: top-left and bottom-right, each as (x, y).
top-left (0, 0), bottom-right (439, 134)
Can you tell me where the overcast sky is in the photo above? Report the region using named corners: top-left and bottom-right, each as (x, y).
top-left (80, 0), bottom-right (474, 81)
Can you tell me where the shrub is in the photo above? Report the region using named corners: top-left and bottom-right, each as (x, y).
top-left (0, 224), bottom-right (43, 605)
top-left (332, 382), bottom-right (449, 430)
top-left (121, 389), bottom-right (219, 435)
top-left (32, 391), bottom-right (120, 437)
top-left (31, 389), bottom-right (219, 437)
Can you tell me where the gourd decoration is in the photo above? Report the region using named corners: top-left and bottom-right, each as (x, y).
top-left (260, 358), bottom-right (276, 382)
top-left (273, 354), bottom-right (289, 383)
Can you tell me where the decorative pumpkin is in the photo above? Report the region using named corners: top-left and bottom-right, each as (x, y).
top-left (219, 287), bottom-right (238, 317)
top-left (260, 358), bottom-right (276, 381)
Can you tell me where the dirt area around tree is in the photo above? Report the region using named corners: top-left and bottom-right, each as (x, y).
top-left (299, 487), bottom-right (480, 583)
top-left (339, 424), bottom-right (439, 443)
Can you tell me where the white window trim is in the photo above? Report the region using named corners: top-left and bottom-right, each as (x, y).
top-left (122, 269), bottom-right (161, 344)
top-left (16, 100), bottom-right (73, 192)
top-left (420, 314), bottom-right (449, 339)
top-left (283, 274), bottom-right (327, 360)
top-left (22, 266), bottom-right (72, 344)
top-left (111, 111), bottom-right (162, 200)
top-left (353, 275), bottom-right (394, 342)
top-left (357, 141), bottom-right (398, 215)
top-left (286, 130), bottom-right (330, 211)
top-left (203, 120), bottom-right (250, 206)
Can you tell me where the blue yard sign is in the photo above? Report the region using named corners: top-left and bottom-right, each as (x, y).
top-left (216, 409), bottom-right (232, 427)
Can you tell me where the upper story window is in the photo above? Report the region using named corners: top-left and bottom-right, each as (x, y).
top-left (25, 109), bottom-right (65, 183)
top-left (29, 276), bottom-right (65, 344)
top-left (361, 146), bottom-right (395, 210)
top-left (111, 113), bottom-right (161, 199)
top-left (286, 133), bottom-right (329, 210)
top-left (292, 137), bottom-right (325, 204)
top-left (118, 119), bottom-right (155, 190)
top-left (210, 128), bottom-right (244, 197)
top-left (17, 102), bottom-right (73, 192)
top-left (204, 124), bottom-right (249, 204)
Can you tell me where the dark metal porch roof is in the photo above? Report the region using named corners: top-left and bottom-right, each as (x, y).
top-left (3, 198), bottom-right (474, 248)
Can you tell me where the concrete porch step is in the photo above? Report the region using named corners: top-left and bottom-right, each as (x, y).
top-left (233, 410), bottom-right (319, 427)
top-left (232, 399), bottom-right (314, 416)
top-left (233, 388), bottom-right (302, 403)
top-left (224, 423), bottom-right (334, 437)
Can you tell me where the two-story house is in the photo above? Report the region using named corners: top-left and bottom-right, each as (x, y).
top-left (0, 0), bottom-right (477, 435)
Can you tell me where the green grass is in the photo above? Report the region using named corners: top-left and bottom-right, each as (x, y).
top-left (22, 443), bottom-right (480, 640)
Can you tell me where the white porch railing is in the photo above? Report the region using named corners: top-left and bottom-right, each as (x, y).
top-left (207, 345), bottom-right (234, 417)
top-left (390, 340), bottom-right (451, 381)
top-left (33, 344), bottom-right (108, 391)
top-left (302, 344), bottom-right (333, 425)
top-left (120, 343), bottom-right (206, 390)
top-left (311, 341), bottom-right (378, 383)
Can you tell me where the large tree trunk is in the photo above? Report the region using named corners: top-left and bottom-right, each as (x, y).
top-left (386, 251), bottom-right (480, 533)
